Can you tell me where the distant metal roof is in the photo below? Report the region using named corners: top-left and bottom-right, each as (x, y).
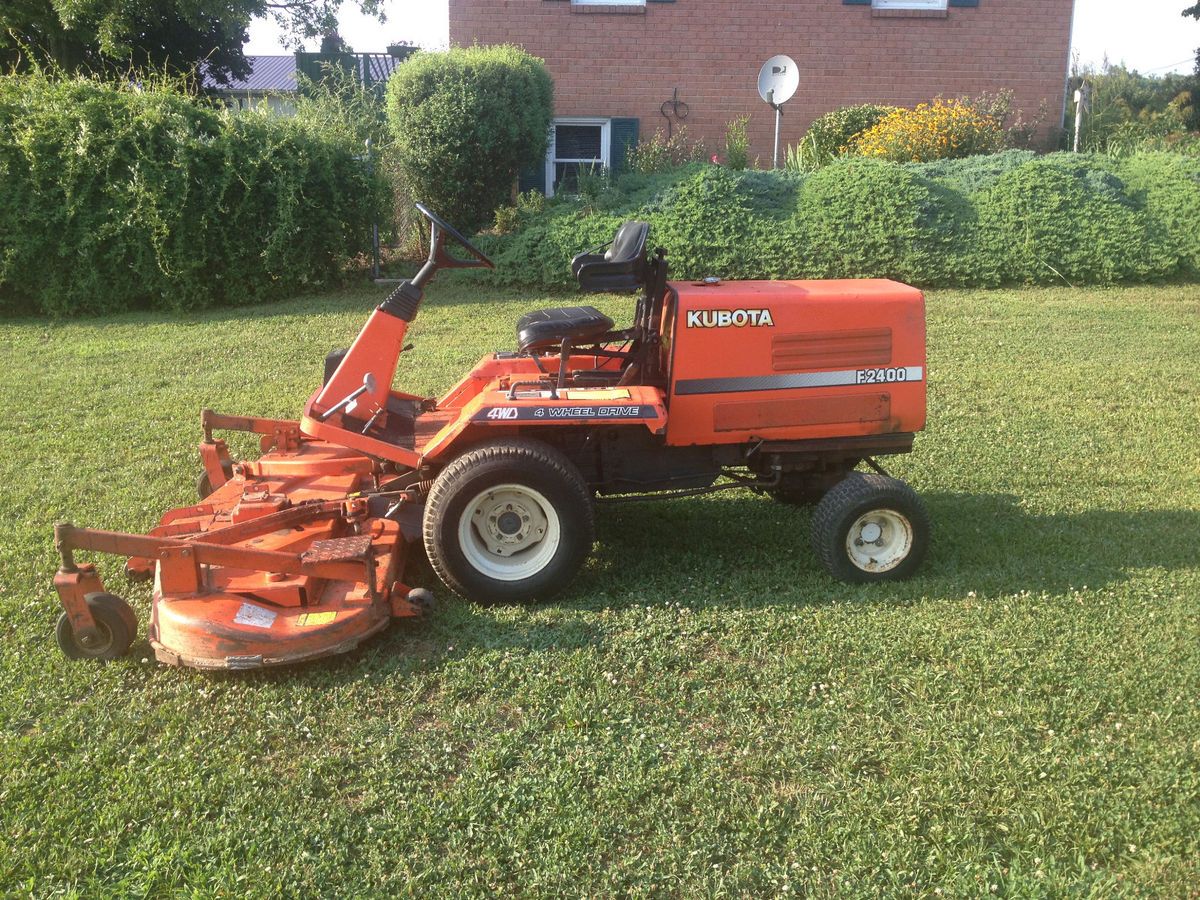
top-left (202, 52), bottom-right (411, 93)
top-left (203, 56), bottom-right (296, 93)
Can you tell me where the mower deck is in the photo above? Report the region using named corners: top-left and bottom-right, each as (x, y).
top-left (54, 431), bottom-right (427, 670)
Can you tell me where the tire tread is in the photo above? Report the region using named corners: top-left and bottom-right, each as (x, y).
top-left (422, 438), bottom-right (593, 603)
top-left (811, 471), bottom-right (930, 583)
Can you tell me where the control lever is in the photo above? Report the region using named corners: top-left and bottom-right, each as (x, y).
top-left (318, 373), bottom-right (377, 422)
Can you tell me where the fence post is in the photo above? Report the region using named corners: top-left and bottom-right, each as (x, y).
top-left (1073, 82), bottom-right (1091, 153)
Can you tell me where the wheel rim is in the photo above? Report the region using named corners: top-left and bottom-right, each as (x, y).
top-left (75, 620), bottom-right (115, 657)
top-left (458, 483), bottom-right (562, 582)
top-left (845, 508), bottom-right (913, 574)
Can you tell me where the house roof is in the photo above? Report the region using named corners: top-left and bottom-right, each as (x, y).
top-left (203, 55), bottom-right (296, 93)
top-left (202, 52), bottom-right (411, 93)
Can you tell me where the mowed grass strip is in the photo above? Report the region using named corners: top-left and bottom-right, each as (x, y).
top-left (0, 282), bottom-right (1198, 896)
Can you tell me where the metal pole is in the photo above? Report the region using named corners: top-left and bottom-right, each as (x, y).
top-left (773, 105), bottom-right (781, 169)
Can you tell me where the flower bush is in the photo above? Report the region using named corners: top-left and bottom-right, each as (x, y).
top-left (851, 98), bottom-right (1005, 163)
top-left (788, 103), bottom-right (897, 171)
top-left (626, 127), bottom-right (707, 174)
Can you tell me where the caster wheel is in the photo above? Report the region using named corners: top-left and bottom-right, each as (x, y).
top-left (406, 588), bottom-right (436, 613)
top-left (56, 593), bottom-right (137, 661)
top-left (197, 461), bottom-right (235, 499)
top-left (811, 472), bottom-right (930, 583)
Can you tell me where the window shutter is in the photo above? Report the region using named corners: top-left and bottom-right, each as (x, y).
top-left (948, 0), bottom-right (979, 6)
top-left (842, 0), bottom-right (871, 5)
top-left (609, 117), bottom-right (639, 173)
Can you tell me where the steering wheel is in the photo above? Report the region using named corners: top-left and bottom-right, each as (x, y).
top-left (415, 202), bottom-right (495, 270)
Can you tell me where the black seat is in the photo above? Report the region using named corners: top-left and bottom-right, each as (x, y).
top-left (570, 221), bottom-right (649, 293)
top-left (516, 306), bottom-right (615, 353)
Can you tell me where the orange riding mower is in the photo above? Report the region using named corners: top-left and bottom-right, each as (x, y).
top-left (53, 203), bottom-right (930, 669)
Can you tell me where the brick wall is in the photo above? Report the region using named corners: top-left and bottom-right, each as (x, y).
top-left (449, 0), bottom-right (1075, 165)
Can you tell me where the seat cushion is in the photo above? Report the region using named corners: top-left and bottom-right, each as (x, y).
top-left (517, 306), bottom-right (615, 353)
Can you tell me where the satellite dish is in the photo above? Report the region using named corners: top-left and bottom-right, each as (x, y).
top-left (757, 54), bottom-right (799, 107)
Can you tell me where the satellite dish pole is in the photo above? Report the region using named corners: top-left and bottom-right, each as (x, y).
top-left (768, 89), bottom-right (781, 169)
top-left (758, 55), bottom-right (799, 169)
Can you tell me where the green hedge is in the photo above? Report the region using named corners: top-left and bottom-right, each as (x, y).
top-left (481, 151), bottom-right (1200, 289)
top-left (386, 45), bottom-right (552, 235)
top-left (0, 74), bottom-right (387, 316)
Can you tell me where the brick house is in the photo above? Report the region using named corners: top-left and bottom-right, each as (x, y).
top-left (449, 0), bottom-right (1076, 195)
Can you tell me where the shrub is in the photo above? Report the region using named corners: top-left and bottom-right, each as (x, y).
top-left (797, 158), bottom-right (969, 283)
top-left (909, 149), bottom-right (1036, 194)
top-left (626, 127), bottom-right (707, 174)
top-left (385, 45), bottom-right (552, 234)
top-left (723, 116), bottom-right (751, 171)
top-left (1066, 62), bottom-right (1199, 151)
top-left (0, 72), bottom-right (385, 316)
top-left (975, 155), bottom-right (1176, 285)
top-left (799, 104), bottom-right (896, 162)
top-left (492, 190), bottom-right (546, 235)
top-left (479, 151), bottom-right (1198, 290)
top-left (852, 98), bottom-right (1005, 163)
top-left (1118, 152), bottom-right (1200, 277)
top-left (646, 166), bottom-right (760, 276)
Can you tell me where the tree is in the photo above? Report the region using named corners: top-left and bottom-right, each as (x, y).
top-left (319, 29), bottom-right (350, 54)
top-left (1188, 4), bottom-right (1200, 76)
top-left (0, 0), bottom-right (383, 85)
top-left (386, 46), bottom-right (554, 235)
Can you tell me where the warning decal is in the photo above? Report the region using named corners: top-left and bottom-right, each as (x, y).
top-left (296, 612), bottom-right (338, 627)
top-left (233, 602), bottom-right (277, 629)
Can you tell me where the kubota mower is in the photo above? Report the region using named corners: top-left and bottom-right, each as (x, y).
top-left (52, 204), bottom-right (930, 669)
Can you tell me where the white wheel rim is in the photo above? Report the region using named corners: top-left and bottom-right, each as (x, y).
top-left (458, 483), bottom-right (562, 582)
top-left (845, 508), bottom-right (913, 574)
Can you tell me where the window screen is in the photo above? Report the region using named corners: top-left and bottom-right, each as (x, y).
top-left (552, 123), bottom-right (605, 194)
top-left (554, 125), bottom-right (603, 161)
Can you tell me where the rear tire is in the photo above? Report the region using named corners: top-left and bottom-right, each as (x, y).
top-left (811, 472), bottom-right (930, 583)
top-left (55, 593), bottom-right (137, 661)
top-left (423, 438), bottom-right (594, 604)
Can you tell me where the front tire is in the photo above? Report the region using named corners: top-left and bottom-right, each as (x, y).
top-left (422, 438), bottom-right (594, 604)
top-left (811, 472), bottom-right (930, 583)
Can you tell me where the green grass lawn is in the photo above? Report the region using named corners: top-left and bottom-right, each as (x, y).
top-left (1, 280), bottom-right (1198, 896)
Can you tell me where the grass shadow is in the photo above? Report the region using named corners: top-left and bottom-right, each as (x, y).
top-left (88, 490), bottom-right (1196, 684)
top-left (579, 490), bottom-right (1198, 610)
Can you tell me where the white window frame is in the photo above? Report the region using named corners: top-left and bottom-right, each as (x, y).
top-left (572, 0), bottom-right (645, 5)
top-left (872, 0), bottom-right (947, 9)
top-left (545, 117), bottom-right (611, 198)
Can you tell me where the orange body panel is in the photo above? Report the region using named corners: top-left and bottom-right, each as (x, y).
top-left (663, 279), bottom-right (926, 446)
top-left (420, 382), bottom-right (667, 462)
top-left (314, 308), bottom-right (421, 417)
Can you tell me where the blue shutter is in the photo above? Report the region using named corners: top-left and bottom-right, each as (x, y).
top-left (948, 0), bottom-right (980, 6)
top-left (609, 117), bottom-right (639, 174)
top-left (842, 0), bottom-right (871, 5)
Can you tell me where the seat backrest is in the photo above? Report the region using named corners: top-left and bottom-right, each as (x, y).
top-left (604, 221), bottom-right (649, 263)
top-left (573, 221), bottom-right (649, 293)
